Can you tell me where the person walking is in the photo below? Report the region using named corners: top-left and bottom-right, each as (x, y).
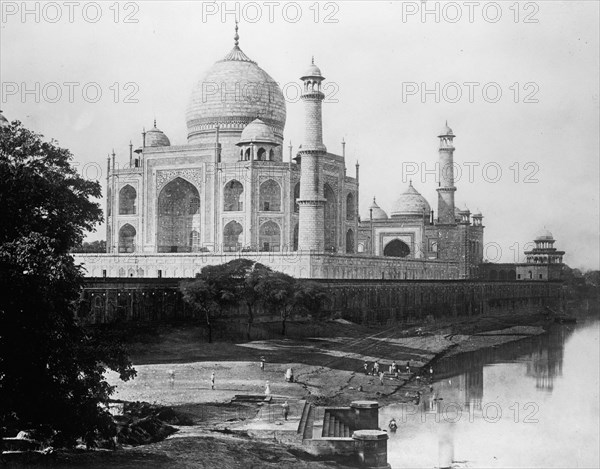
top-left (282, 401), bottom-right (289, 420)
top-left (265, 380), bottom-right (271, 397)
top-left (373, 361), bottom-right (380, 376)
top-left (210, 372), bottom-right (215, 390)
top-left (363, 361), bottom-right (369, 375)
top-left (168, 369), bottom-right (175, 387)
top-left (260, 356), bottom-right (265, 371)
top-left (392, 361), bottom-right (398, 379)
top-left (406, 361), bottom-right (411, 374)
top-left (429, 366), bottom-right (434, 381)
top-left (379, 371), bottom-right (385, 386)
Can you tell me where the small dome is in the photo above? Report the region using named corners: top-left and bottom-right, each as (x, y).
top-left (391, 182), bottom-right (431, 217)
top-left (439, 121), bottom-right (454, 137)
top-left (302, 61), bottom-right (323, 79)
top-left (535, 229), bottom-right (554, 241)
top-left (368, 197), bottom-right (388, 220)
top-left (145, 122), bottom-right (170, 147)
top-left (0, 110), bottom-right (8, 127)
top-left (238, 118), bottom-right (277, 145)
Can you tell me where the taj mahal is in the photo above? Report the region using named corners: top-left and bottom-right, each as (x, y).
top-left (75, 25), bottom-right (560, 281)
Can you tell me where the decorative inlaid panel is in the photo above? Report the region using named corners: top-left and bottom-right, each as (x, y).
top-left (156, 169), bottom-right (203, 193)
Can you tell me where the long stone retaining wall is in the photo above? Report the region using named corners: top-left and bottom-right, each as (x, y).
top-left (78, 278), bottom-right (563, 325)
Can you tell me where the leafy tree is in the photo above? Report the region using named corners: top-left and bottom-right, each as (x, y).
top-left (223, 259), bottom-right (272, 340)
top-left (180, 278), bottom-right (220, 343)
top-left (256, 273), bottom-right (326, 336)
top-left (256, 271), bottom-right (296, 335)
top-left (0, 121), bottom-right (135, 446)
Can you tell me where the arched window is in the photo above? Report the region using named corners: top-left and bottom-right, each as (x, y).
top-left (269, 149), bottom-right (274, 161)
top-left (259, 179), bottom-right (281, 211)
top-left (224, 180), bottom-right (244, 211)
top-left (190, 230), bottom-right (200, 251)
top-left (239, 149), bottom-right (243, 161)
top-left (119, 185), bottom-right (136, 215)
top-left (293, 182), bottom-right (300, 213)
top-left (346, 229), bottom-right (355, 253)
top-left (324, 184), bottom-right (337, 252)
top-left (257, 148), bottom-right (266, 161)
top-left (383, 239), bottom-right (410, 258)
top-left (119, 224), bottom-right (136, 253)
top-left (259, 221), bottom-right (281, 252)
top-left (293, 223), bottom-right (299, 251)
top-left (223, 221), bottom-right (243, 252)
top-left (346, 193), bottom-right (355, 220)
top-left (245, 148), bottom-right (251, 161)
top-left (157, 178), bottom-right (200, 253)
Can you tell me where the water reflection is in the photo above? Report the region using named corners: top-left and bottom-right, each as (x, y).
top-left (383, 316), bottom-right (600, 468)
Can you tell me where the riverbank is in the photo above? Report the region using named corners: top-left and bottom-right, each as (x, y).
top-left (3, 310), bottom-right (555, 468)
top-left (104, 310), bottom-right (550, 408)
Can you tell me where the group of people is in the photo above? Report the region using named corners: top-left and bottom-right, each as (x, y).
top-left (361, 360), bottom-right (436, 385)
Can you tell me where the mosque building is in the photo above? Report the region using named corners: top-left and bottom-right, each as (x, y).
top-left (0, 25), bottom-right (561, 280)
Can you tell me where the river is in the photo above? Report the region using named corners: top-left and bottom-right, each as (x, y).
top-left (382, 312), bottom-right (600, 468)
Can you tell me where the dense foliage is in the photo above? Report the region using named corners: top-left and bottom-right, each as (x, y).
top-left (180, 259), bottom-right (327, 340)
top-left (0, 121), bottom-right (135, 447)
top-left (562, 265), bottom-right (600, 300)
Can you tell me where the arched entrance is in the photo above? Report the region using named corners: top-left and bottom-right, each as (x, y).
top-left (346, 229), bottom-right (355, 253)
top-left (157, 178), bottom-right (200, 253)
top-left (224, 180), bottom-right (243, 211)
top-left (223, 221), bottom-right (243, 252)
top-left (383, 239), bottom-right (410, 258)
top-left (119, 185), bottom-right (136, 215)
top-left (119, 224), bottom-right (136, 253)
top-left (259, 221), bottom-right (281, 252)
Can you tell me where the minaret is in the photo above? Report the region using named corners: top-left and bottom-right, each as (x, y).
top-left (297, 58), bottom-right (327, 253)
top-left (437, 121), bottom-right (457, 224)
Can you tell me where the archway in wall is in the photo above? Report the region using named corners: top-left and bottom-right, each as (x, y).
top-left (224, 180), bottom-right (244, 211)
top-left (259, 221), bottom-right (281, 252)
top-left (119, 224), bottom-right (136, 253)
top-left (346, 193), bottom-right (355, 220)
top-left (119, 185), bottom-right (136, 215)
top-left (223, 221), bottom-right (243, 252)
top-left (292, 223), bottom-right (299, 251)
top-left (157, 177), bottom-right (200, 253)
top-left (346, 229), bottom-right (355, 253)
top-left (259, 180), bottom-right (281, 212)
top-left (293, 182), bottom-right (300, 213)
top-left (324, 184), bottom-right (337, 252)
top-left (383, 239), bottom-right (410, 258)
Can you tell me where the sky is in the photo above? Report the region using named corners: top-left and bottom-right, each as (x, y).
top-left (1, 1), bottom-right (599, 270)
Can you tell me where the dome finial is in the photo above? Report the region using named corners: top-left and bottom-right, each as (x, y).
top-left (234, 20), bottom-right (239, 46)
top-left (153, 118), bottom-right (157, 128)
top-left (311, 55), bottom-right (314, 65)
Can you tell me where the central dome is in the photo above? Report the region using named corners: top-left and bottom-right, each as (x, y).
top-left (391, 182), bottom-right (431, 217)
top-left (186, 31), bottom-right (286, 145)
